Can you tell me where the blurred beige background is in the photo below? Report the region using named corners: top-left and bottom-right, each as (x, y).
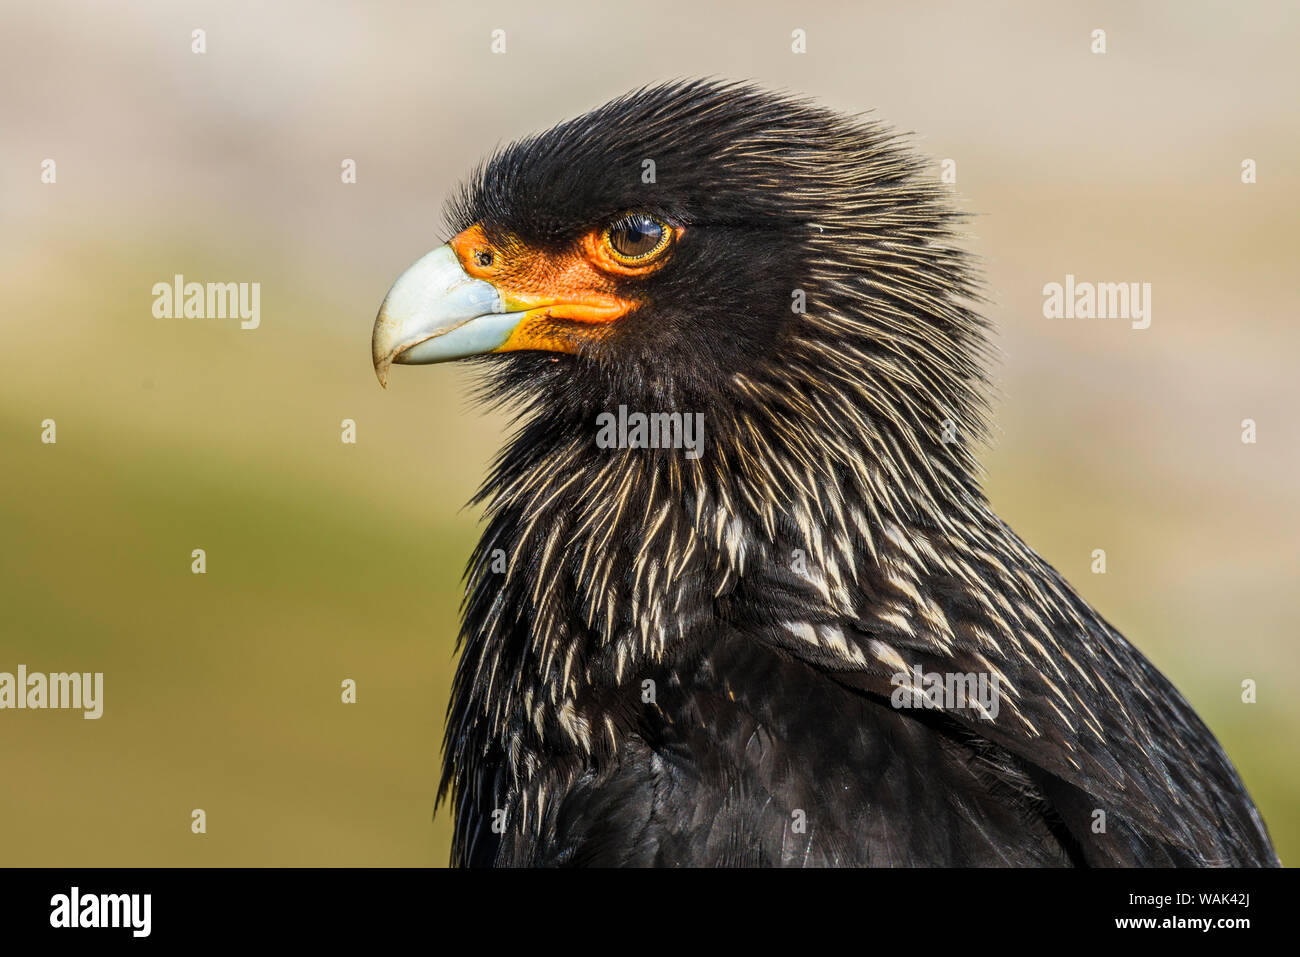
top-left (1, 0), bottom-right (1296, 865)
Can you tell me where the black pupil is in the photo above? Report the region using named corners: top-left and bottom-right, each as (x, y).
top-left (610, 215), bottom-right (662, 258)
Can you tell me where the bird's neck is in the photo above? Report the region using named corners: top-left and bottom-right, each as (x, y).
top-left (442, 392), bottom-right (1023, 786)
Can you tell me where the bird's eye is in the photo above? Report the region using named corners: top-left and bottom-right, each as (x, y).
top-left (603, 213), bottom-right (671, 264)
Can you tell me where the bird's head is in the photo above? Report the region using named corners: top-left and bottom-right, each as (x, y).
top-left (373, 80), bottom-right (992, 507)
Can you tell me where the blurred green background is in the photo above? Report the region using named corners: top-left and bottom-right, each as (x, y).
top-left (1, 0), bottom-right (1296, 865)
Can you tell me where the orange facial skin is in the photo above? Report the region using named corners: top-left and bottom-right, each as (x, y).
top-left (448, 222), bottom-right (681, 354)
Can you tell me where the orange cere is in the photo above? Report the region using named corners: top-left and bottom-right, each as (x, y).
top-left (448, 224), bottom-right (671, 354)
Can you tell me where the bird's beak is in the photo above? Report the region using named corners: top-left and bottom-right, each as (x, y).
top-left (371, 245), bottom-right (527, 388)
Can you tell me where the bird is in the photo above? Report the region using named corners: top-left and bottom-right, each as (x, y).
top-left (370, 79), bottom-right (1278, 867)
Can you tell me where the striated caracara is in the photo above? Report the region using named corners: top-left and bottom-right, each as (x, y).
top-left (370, 80), bottom-right (1277, 867)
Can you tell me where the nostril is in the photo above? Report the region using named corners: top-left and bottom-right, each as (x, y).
top-left (474, 250), bottom-right (494, 268)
